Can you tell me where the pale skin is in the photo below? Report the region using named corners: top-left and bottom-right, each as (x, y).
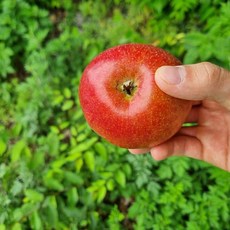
top-left (129, 62), bottom-right (230, 172)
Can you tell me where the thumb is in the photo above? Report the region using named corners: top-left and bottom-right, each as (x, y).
top-left (155, 62), bottom-right (230, 108)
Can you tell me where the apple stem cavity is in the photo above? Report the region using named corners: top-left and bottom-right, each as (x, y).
top-left (121, 80), bottom-right (137, 96)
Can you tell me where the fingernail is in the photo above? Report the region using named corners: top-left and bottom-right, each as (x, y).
top-left (156, 66), bottom-right (185, 85)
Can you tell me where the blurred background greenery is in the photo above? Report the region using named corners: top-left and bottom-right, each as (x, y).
top-left (0, 0), bottom-right (230, 229)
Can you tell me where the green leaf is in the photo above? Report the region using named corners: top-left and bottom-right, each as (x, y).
top-left (108, 205), bottom-right (125, 228)
top-left (147, 181), bottom-right (161, 197)
top-left (52, 94), bottom-right (64, 105)
top-left (67, 187), bottom-right (79, 206)
top-left (11, 223), bottom-right (22, 230)
top-left (152, 0), bottom-right (168, 14)
top-left (183, 48), bottom-right (199, 64)
top-left (76, 133), bottom-right (87, 142)
top-left (0, 164), bottom-right (7, 178)
top-left (123, 163), bottom-right (132, 177)
top-left (0, 139), bottom-right (7, 156)
top-left (63, 88), bottom-right (72, 99)
top-left (115, 170), bottom-right (126, 187)
top-left (0, 43), bottom-right (14, 77)
top-left (75, 158), bottom-right (83, 172)
top-left (106, 179), bottom-right (115, 191)
top-left (97, 186), bottom-right (107, 203)
top-left (30, 151), bottom-right (45, 169)
top-left (136, 172), bottom-right (148, 188)
top-left (62, 100), bottom-right (74, 111)
top-left (100, 171), bottom-right (113, 179)
top-left (43, 178), bottom-right (64, 191)
top-left (0, 225), bottom-right (6, 230)
top-left (171, 157), bottom-right (189, 177)
top-left (94, 142), bottom-right (107, 160)
top-left (13, 209), bottom-right (24, 222)
top-left (24, 189), bottom-right (44, 203)
top-left (64, 171), bottom-right (84, 185)
top-left (70, 137), bottom-right (98, 154)
top-left (10, 180), bottom-right (23, 196)
top-left (47, 132), bottom-right (60, 156)
top-left (29, 211), bottom-right (42, 230)
top-left (0, 26), bottom-right (11, 40)
top-left (13, 203), bottom-right (38, 222)
top-left (157, 164), bottom-right (172, 179)
top-left (59, 121), bottom-right (69, 130)
top-left (11, 140), bottom-right (26, 162)
top-left (65, 151), bottom-right (82, 163)
top-left (84, 151), bottom-right (95, 172)
top-left (44, 196), bottom-right (58, 227)
top-left (70, 126), bottom-right (77, 136)
top-left (50, 126), bottom-right (60, 134)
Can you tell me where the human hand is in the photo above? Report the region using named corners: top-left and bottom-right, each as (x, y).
top-left (129, 62), bottom-right (230, 172)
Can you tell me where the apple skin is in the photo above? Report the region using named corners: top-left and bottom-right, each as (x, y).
top-left (79, 43), bottom-right (192, 149)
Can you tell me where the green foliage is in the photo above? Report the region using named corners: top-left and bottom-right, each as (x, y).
top-left (0, 0), bottom-right (230, 229)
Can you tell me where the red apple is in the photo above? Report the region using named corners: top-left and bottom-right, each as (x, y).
top-left (79, 43), bottom-right (191, 148)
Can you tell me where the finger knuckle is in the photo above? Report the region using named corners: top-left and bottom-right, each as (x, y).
top-left (202, 62), bottom-right (223, 88)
